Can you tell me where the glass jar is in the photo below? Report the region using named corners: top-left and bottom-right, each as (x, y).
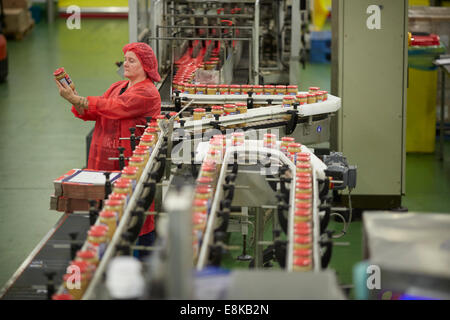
top-left (294, 248), bottom-right (312, 258)
top-left (295, 207), bottom-right (312, 223)
top-left (197, 176), bottom-right (213, 187)
top-left (62, 272), bottom-right (88, 300)
top-left (86, 226), bottom-right (108, 259)
top-left (211, 105), bottom-right (224, 117)
top-left (307, 94), bottom-right (317, 104)
top-left (76, 249), bottom-right (100, 266)
top-left (263, 133), bottom-right (277, 149)
top-left (294, 236), bottom-right (312, 250)
top-left (218, 84), bottom-right (229, 95)
top-left (229, 84), bottom-right (241, 95)
top-left (207, 84), bottom-right (218, 95)
top-left (201, 163), bottom-right (217, 178)
top-left (236, 102), bottom-right (247, 114)
top-left (112, 180), bottom-right (132, 199)
top-left (231, 132), bottom-right (245, 146)
top-left (287, 85), bottom-right (298, 95)
top-left (139, 134), bottom-right (156, 150)
top-left (293, 257), bottom-right (312, 272)
top-left (193, 199), bottom-right (208, 215)
top-left (204, 61), bottom-right (216, 70)
top-left (99, 210), bottom-right (118, 241)
top-left (143, 127), bottom-right (158, 141)
top-left (263, 85), bottom-right (275, 95)
top-left (121, 166), bottom-right (139, 190)
top-left (132, 149), bottom-right (149, 164)
top-left (128, 156), bottom-right (145, 179)
top-left (196, 84), bottom-right (206, 95)
top-left (282, 96), bottom-right (296, 108)
top-left (309, 86), bottom-right (320, 94)
top-left (54, 67), bottom-right (76, 91)
top-left (185, 83), bottom-right (196, 94)
top-left (193, 108), bottom-right (207, 121)
top-left (276, 85), bottom-right (286, 95)
top-left (296, 162), bottom-right (312, 173)
top-left (195, 185), bottom-right (213, 200)
top-left (295, 193), bottom-right (312, 204)
top-left (296, 94), bottom-right (308, 105)
top-left (296, 182), bottom-right (312, 194)
top-left (104, 198), bottom-right (125, 221)
top-left (296, 171), bottom-right (312, 180)
top-left (296, 152), bottom-right (311, 164)
top-left (252, 85), bottom-right (264, 95)
top-left (287, 143), bottom-right (302, 163)
top-left (281, 137), bottom-right (295, 155)
top-left (241, 85), bottom-right (252, 94)
top-left (321, 90), bottom-right (328, 101)
top-left (192, 212), bottom-right (207, 230)
top-left (224, 104), bottom-right (237, 115)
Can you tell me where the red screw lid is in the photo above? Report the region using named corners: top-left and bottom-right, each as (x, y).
top-left (241, 85), bottom-right (252, 88)
top-left (69, 260), bottom-right (90, 273)
top-left (235, 102), bottom-right (247, 107)
top-left (100, 210), bottom-right (116, 218)
top-left (193, 199), bottom-right (208, 207)
top-left (276, 85), bottom-right (286, 89)
top-left (232, 132), bottom-right (245, 137)
top-left (88, 226), bottom-right (107, 237)
top-left (295, 236), bottom-right (311, 244)
top-left (53, 67), bottom-right (65, 76)
top-left (294, 226), bottom-right (311, 236)
top-left (282, 137), bottom-right (295, 142)
top-left (197, 176), bottom-right (213, 184)
top-left (115, 177), bottom-right (132, 185)
top-left (288, 143), bottom-right (302, 148)
top-left (296, 202), bottom-right (312, 210)
top-left (264, 85), bottom-right (275, 88)
top-left (297, 177), bottom-right (312, 184)
top-left (76, 250), bottom-right (96, 260)
top-left (196, 185), bottom-right (212, 194)
top-left (287, 85), bottom-right (298, 89)
top-left (295, 209), bottom-right (311, 217)
top-left (104, 199), bottom-right (123, 207)
top-left (309, 86), bottom-right (320, 91)
top-left (136, 145), bottom-right (150, 151)
top-left (207, 84), bottom-right (217, 88)
top-left (212, 105), bottom-right (223, 110)
top-left (224, 104), bottom-right (236, 109)
top-left (52, 293), bottom-right (74, 300)
top-left (296, 172), bottom-right (312, 179)
top-left (194, 108), bottom-right (206, 113)
top-left (296, 94), bottom-right (308, 98)
top-left (145, 127), bottom-right (157, 133)
top-left (283, 96), bottom-right (295, 100)
top-left (295, 193), bottom-right (312, 200)
top-left (218, 84), bottom-right (229, 88)
top-left (296, 163), bottom-right (311, 169)
top-left (252, 85), bottom-right (264, 89)
top-left (294, 248), bottom-right (312, 257)
top-left (129, 156), bottom-right (144, 163)
top-left (294, 257), bottom-right (312, 267)
top-left (156, 114), bottom-right (166, 119)
top-left (108, 193), bottom-right (126, 201)
top-left (140, 135), bottom-right (155, 143)
top-left (296, 183), bottom-right (312, 190)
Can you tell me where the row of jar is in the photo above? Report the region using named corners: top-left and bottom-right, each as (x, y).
top-left (175, 83), bottom-right (300, 95)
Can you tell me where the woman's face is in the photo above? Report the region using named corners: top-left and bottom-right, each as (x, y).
top-left (123, 51), bottom-right (146, 80)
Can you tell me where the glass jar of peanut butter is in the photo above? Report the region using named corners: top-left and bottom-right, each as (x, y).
top-left (276, 85), bottom-right (286, 95)
top-left (229, 84), bottom-right (241, 95)
top-left (296, 94), bottom-right (308, 105)
top-left (193, 108), bottom-right (207, 121)
top-left (287, 85), bottom-right (298, 95)
top-left (207, 85), bottom-right (218, 95)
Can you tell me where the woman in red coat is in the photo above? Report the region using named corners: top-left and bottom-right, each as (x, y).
top-left (55, 42), bottom-right (161, 258)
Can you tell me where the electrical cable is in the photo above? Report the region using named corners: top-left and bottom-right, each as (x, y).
top-left (331, 188), bottom-right (353, 239)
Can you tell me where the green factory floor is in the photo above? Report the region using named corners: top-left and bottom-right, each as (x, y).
top-left (1, 18), bottom-right (450, 297)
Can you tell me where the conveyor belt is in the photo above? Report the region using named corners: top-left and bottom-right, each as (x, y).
top-left (0, 213), bottom-right (91, 300)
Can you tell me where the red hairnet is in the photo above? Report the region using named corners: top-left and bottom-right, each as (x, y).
top-left (123, 42), bottom-right (161, 83)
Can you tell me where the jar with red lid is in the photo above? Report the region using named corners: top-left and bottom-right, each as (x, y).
top-left (296, 162), bottom-right (312, 173)
top-left (140, 134), bottom-right (156, 149)
top-left (86, 225), bottom-right (108, 259)
top-left (54, 67), bottom-right (76, 91)
top-left (206, 149), bottom-right (222, 163)
top-left (143, 126), bottom-right (158, 142)
top-left (263, 133), bottom-right (277, 149)
top-left (241, 85), bottom-right (252, 94)
top-left (309, 86), bottom-right (320, 94)
top-left (287, 142), bottom-right (302, 163)
top-left (197, 176), bottom-right (213, 187)
top-left (229, 84), bottom-right (241, 95)
top-left (296, 171), bottom-right (312, 179)
top-left (112, 180), bottom-right (132, 199)
top-left (99, 210), bottom-right (118, 240)
top-left (104, 198), bottom-right (125, 221)
top-left (293, 257), bottom-right (312, 272)
top-left (252, 85), bottom-right (263, 95)
top-left (281, 137), bottom-right (295, 155)
top-left (294, 235), bottom-right (312, 250)
top-left (204, 61), bottom-right (216, 70)
top-left (307, 93), bottom-right (317, 104)
top-left (193, 108), bottom-right (207, 121)
top-left (193, 199), bottom-right (208, 215)
top-left (282, 96), bottom-right (296, 108)
top-left (231, 132), bottom-right (245, 146)
top-left (195, 185), bottom-right (213, 200)
top-left (218, 84), bottom-right (229, 95)
top-left (276, 85), bottom-right (286, 95)
top-left (295, 207), bottom-right (312, 222)
top-left (201, 163), bottom-right (217, 179)
top-left (211, 105), bottom-right (224, 117)
top-left (133, 149), bottom-right (149, 164)
top-left (185, 83), bottom-right (196, 94)
top-left (263, 85), bottom-right (275, 95)
top-left (296, 182), bottom-right (312, 194)
top-left (52, 293), bottom-right (74, 300)
top-left (76, 249), bottom-right (100, 266)
top-left (321, 91), bottom-right (328, 101)
top-left (207, 84), bottom-right (218, 95)
top-left (224, 104), bottom-right (237, 115)
top-left (128, 156), bottom-right (145, 179)
top-left (62, 273), bottom-right (87, 300)
top-left (296, 94), bottom-right (308, 105)
top-left (192, 212), bottom-right (207, 230)
top-left (287, 85), bottom-right (298, 95)
top-left (295, 193), bottom-right (312, 204)
top-left (196, 84), bottom-right (206, 95)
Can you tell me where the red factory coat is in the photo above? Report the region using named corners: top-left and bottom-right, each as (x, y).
top-left (72, 78), bottom-right (161, 235)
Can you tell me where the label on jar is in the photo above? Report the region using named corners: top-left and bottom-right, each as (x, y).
top-left (283, 104), bottom-right (292, 108)
top-left (87, 242), bottom-right (106, 260)
top-left (58, 78), bottom-right (71, 87)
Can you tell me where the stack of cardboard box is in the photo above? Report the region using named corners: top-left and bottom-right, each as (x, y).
top-left (3, 0), bottom-right (34, 38)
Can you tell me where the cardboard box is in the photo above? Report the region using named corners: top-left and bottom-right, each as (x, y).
top-left (2, 0), bottom-right (31, 9)
top-left (3, 8), bottom-right (31, 33)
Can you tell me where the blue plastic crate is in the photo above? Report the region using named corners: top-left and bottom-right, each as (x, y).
top-left (310, 31), bottom-right (331, 63)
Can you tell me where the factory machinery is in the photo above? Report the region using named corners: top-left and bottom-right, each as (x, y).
top-left (1, 0), bottom-right (359, 300)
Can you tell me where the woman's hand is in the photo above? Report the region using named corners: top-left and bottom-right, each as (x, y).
top-left (55, 79), bottom-right (77, 104)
